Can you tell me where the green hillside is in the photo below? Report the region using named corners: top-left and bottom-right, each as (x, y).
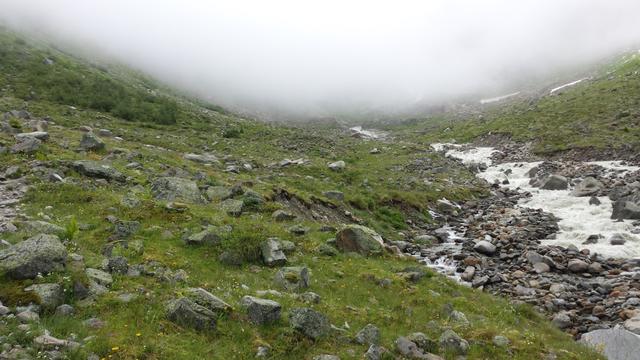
top-left (0, 29), bottom-right (602, 359)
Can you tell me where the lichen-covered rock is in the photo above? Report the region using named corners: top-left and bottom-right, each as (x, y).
top-left (240, 296), bottom-right (281, 325)
top-left (274, 266), bottom-right (309, 292)
top-left (335, 225), bottom-right (383, 256)
top-left (24, 283), bottom-right (64, 310)
top-left (289, 307), bottom-right (330, 340)
top-left (185, 287), bottom-right (232, 315)
top-left (79, 132), bottom-right (105, 151)
top-left (166, 297), bottom-right (217, 332)
top-left (72, 160), bottom-right (126, 182)
top-left (151, 177), bottom-right (204, 203)
top-left (261, 238), bottom-right (287, 267)
top-left (0, 234), bottom-right (67, 279)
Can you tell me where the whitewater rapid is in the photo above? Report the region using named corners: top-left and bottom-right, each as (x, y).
top-left (433, 144), bottom-right (640, 259)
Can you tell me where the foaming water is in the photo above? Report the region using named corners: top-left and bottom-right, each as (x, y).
top-left (432, 143), bottom-right (640, 259)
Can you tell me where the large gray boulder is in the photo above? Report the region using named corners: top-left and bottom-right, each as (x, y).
top-left (24, 283), bottom-right (64, 310)
top-left (0, 234), bottom-right (67, 279)
top-left (151, 177), bottom-right (204, 203)
top-left (79, 132), bottom-right (105, 151)
top-left (165, 297), bottom-right (217, 332)
top-left (439, 329), bottom-right (469, 355)
top-left (261, 238), bottom-right (287, 267)
top-left (274, 266), bottom-right (309, 292)
top-left (240, 296), bottom-right (281, 325)
top-left (184, 226), bottom-right (229, 246)
top-left (11, 136), bottom-right (41, 154)
top-left (220, 199), bottom-right (244, 216)
top-left (541, 175), bottom-right (568, 190)
top-left (611, 200), bottom-right (640, 220)
top-left (72, 161), bottom-right (126, 182)
top-left (473, 240), bottom-right (496, 255)
top-left (185, 287), bottom-right (232, 315)
top-left (335, 225), bottom-right (384, 256)
top-left (289, 308), bottom-right (330, 340)
top-left (571, 177), bottom-right (603, 197)
top-left (579, 326), bottom-right (640, 360)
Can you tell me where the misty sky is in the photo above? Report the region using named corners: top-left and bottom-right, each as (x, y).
top-left (2, 0), bottom-right (640, 118)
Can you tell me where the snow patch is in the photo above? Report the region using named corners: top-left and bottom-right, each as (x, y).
top-left (480, 91), bottom-right (520, 104)
top-left (550, 78), bottom-right (589, 94)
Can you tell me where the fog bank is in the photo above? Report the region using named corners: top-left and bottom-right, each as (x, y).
top-left (2, 0), bottom-right (640, 119)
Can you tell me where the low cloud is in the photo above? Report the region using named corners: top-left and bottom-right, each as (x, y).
top-left (2, 0), bottom-right (640, 119)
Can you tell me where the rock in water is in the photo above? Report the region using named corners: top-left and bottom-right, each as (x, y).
top-left (541, 175), bottom-right (568, 190)
top-left (579, 326), bottom-right (640, 360)
top-left (335, 225), bottom-right (384, 256)
top-left (571, 177), bottom-right (603, 197)
top-left (0, 234), bottom-right (67, 279)
top-left (611, 200), bottom-right (640, 220)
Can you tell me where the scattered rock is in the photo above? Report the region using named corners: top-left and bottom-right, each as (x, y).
top-left (165, 297), bottom-right (217, 332)
top-left (79, 132), bottom-right (106, 151)
top-left (240, 296), bottom-right (282, 325)
top-left (335, 225), bottom-right (384, 256)
top-left (152, 177), bottom-right (204, 203)
top-left (288, 307), bottom-right (330, 340)
top-left (0, 234), bottom-right (67, 279)
top-left (274, 266), bottom-right (309, 292)
top-left (261, 238), bottom-right (287, 267)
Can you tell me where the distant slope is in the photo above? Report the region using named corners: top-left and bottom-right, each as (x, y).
top-left (397, 51), bottom-right (640, 154)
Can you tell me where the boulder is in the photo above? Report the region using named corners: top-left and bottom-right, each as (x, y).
top-left (395, 337), bottom-right (428, 359)
top-left (335, 225), bottom-right (384, 256)
top-left (274, 266), bottom-right (309, 292)
top-left (473, 240), bottom-right (496, 255)
top-left (240, 296), bottom-right (281, 325)
top-left (355, 324), bottom-right (380, 345)
top-left (323, 191), bottom-right (344, 201)
top-left (184, 153), bottom-right (220, 164)
top-left (579, 326), bottom-right (640, 360)
top-left (185, 287), bottom-right (232, 314)
top-left (86, 268), bottom-right (113, 287)
top-left (24, 283), bottom-right (64, 310)
top-left (439, 329), bottom-right (468, 355)
top-left (272, 210), bottom-right (295, 222)
top-left (185, 226), bottom-right (229, 246)
top-left (0, 234), bottom-right (67, 279)
top-left (15, 131), bottom-right (49, 141)
top-left (11, 136), bottom-right (41, 153)
top-left (288, 307), bottom-right (330, 340)
top-left (165, 297), bottom-right (217, 332)
top-left (567, 259), bottom-right (588, 273)
top-left (79, 132), bottom-right (105, 151)
top-left (20, 220), bottom-right (64, 235)
top-left (611, 200), bottom-right (640, 220)
top-left (205, 186), bottom-right (234, 202)
top-left (541, 175), bottom-right (568, 190)
top-left (609, 233), bottom-right (628, 245)
top-left (220, 199), bottom-right (244, 217)
top-left (151, 177), bottom-right (204, 203)
top-left (571, 177), bottom-right (603, 197)
top-left (261, 238), bottom-right (287, 267)
top-left (72, 161), bottom-right (126, 182)
top-left (328, 161), bottom-right (345, 171)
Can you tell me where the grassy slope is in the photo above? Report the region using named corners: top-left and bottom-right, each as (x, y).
top-left (394, 52), bottom-right (640, 154)
top-left (0, 29), bottom-right (601, 359)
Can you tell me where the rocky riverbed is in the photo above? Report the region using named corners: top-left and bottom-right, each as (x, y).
top-left (411, 143), bottom-right (640, 347)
